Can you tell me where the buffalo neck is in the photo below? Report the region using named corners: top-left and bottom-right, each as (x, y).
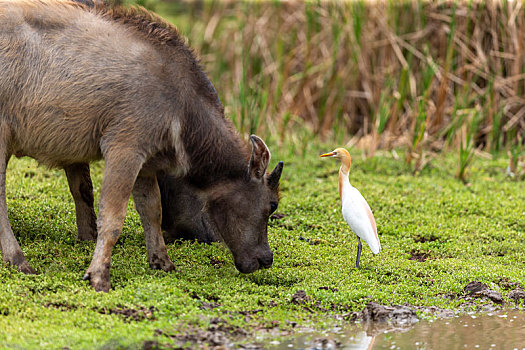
top-left (181, 109), bottom-right (250, 188)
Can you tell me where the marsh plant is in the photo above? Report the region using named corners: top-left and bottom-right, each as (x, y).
top-left (147, 0), bottom-right (525, 181)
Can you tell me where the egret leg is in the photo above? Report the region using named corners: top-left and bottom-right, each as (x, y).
top-left (356, 237), bottom-right (362, 268)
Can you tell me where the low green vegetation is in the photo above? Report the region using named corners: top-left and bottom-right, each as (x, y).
top-left (1, 149), bottom-right (523, 348)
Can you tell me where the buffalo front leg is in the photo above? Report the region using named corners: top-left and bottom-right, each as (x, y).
top-left (0, 152), bottom-right (35, 274)
top-left (133, 175), bottom-right (175, 272)
top-left (64, 163), bottom-right (97, 241)
top-left (83, 154), bottom-right (143, 292)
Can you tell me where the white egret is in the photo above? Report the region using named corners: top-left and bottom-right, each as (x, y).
top-left (320, 148), bottom-right (381, 268)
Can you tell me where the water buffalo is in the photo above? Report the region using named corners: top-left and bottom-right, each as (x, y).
top-left (0, 0), bottom-right (283, 291)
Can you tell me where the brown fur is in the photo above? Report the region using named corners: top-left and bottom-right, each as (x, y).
top-left (0, 0), bottom-right (282, 292)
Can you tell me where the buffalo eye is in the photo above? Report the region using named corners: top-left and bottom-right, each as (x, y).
top-left (270, 202), bottom-right (278, 215)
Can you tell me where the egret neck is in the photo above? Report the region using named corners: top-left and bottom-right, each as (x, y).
top-left (337, 150), bottom-right (352, 201)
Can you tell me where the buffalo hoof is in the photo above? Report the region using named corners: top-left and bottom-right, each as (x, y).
top-left (5, 253), bottom-right (36, 274)
top-left (148, 254), bottom-right (175, 272)
top-left (83, 268), bottom-right (111, 292)
top-left (17, 261), bottom-right (36, 274)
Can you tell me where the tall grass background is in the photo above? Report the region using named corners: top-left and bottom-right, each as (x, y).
top-left (134, 0), bottom-right (525, 178)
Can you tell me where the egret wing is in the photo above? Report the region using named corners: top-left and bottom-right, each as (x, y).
top-left (341, 187), bottom-right (381, 254)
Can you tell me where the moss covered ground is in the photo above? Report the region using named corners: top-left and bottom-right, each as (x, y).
top-left (0, 148), bottom-right (524, 348)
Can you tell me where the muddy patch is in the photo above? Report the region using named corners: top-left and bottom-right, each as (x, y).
top-left (98, 306), bottom-right (156, 322)
top-left (446, 279), bottom-right (525, 311)
top-left (298, 236), bottom-right (326, 245)
top-left (44, 301), bottom-right (78, 311)
top-left (156, 327), bottom-right (235, 349)
top-left (460, 281), bottom-right (503, 304)
top-left (359, 302), bottom-right (418, 326)
top-left (508, 289), bottom-right (525, 303)
top-left (290, 290), bottom-right (350, 313)
top-left (465, 281), bottom-right (503, 303)
top-left (45, 302), bottom-right (157, 322)
top-left (291, 290), bottom-right (312, 305)
top-left (344, 302), bottom-right (423, 336)
top-left (496, 277), bottom-right (522, 290)
top-left (188, 290), bottom-right (220, 302)
top-left (154, 318), bottom-right (255, 349)
top-left (408, 249), bottom-right (431, 262)
top-left (413, 234), bottom-right (439, 243)
top-left (188, 291), bottom-right (222, 311)
top-left (494, 277), bottom-right (525, 305)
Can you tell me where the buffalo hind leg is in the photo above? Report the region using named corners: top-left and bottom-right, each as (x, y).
top-left (0, 151), bottom-right (35, 274)
top-left (64, 163), bottom-right (97, 241)
top-left (83, 153), bottom-right (143, 292)
top-left (133, 175), bottom-right (175, 272)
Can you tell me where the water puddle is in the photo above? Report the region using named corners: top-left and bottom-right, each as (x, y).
top-left (266, 311), bottom-right (525, 349)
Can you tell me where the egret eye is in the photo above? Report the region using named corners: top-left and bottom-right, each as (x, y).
top-left (270, 202), bottom-right (278, 215)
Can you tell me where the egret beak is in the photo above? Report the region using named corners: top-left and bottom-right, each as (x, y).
top-left (320, 151), bottom-right (336, 158)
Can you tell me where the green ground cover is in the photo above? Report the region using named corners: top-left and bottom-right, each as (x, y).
top-left (0, 148), bottom-right (523, 348)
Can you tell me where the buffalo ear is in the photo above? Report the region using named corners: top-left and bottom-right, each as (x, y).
top-left (248, 135), bottom-right (270, 180)
top-left (267, 161), bottom-right (283, 189)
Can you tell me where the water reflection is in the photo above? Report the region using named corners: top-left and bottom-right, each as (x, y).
top-left (267, 311), bottom-right (525, 350)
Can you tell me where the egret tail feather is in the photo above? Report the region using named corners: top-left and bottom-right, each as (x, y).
top-left (366, 238), bottom-right (381, 254)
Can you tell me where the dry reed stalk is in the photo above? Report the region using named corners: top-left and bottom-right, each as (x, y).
top-left (159, 0), bottom-right (525, 161)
